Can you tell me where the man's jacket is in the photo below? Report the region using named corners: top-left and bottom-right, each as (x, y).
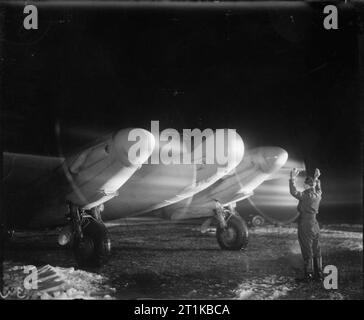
top-left (289, 178), bottom-right (322, 221)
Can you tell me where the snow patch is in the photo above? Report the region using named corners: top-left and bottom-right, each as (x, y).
top-left (3, 262), bottom-right (115, 300)
top-left (336, 239), bottom-right (363, 252)
top-left (233, 275), bottom-right (297, 300)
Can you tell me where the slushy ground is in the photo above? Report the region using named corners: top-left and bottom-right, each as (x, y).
top-left (2, 218), bottom-right (363, 300)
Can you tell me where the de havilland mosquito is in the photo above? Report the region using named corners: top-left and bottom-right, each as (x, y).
top-left (3, 125), bottom-right (288, 266)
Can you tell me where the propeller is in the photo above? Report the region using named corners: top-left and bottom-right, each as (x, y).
top-left (246, 157), bottom-right (306, 225)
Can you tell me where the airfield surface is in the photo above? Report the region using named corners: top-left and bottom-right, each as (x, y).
top-left (3, 218), bottom-right (363, 299)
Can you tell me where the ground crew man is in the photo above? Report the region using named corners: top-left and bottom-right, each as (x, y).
top-left (289, 168), bottom-right (323, 282)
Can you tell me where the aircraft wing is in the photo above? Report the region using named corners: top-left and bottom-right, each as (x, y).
top-left (3, 128), bottom-right (155, 229)
top-left (152, 147), bottom-right (288, 220)
top-left (102, 128), bottom-right (245, 221)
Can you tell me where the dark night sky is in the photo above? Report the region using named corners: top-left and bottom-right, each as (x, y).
top-left (2, 4), bottom-right (362, 196)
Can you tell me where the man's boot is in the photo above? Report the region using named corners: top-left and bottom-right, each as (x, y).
top-left (296, 258), bottom-right (314, 283)
top-left (314, 256), bottom-right (324, 282)
top-left (304, 258), bottom-right (314, 282)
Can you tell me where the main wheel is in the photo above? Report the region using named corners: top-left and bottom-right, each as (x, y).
top-left (73, 218), bottom-right (111, 267)
top-left (216, 215), bottom-right (249, 250)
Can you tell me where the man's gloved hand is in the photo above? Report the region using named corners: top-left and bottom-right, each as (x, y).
top-left (290, 168), bottom-right (300, 179)
top-left (314, 168), bottom-right (321, 180)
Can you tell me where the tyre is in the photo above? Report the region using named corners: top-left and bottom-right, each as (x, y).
top-left (216, 214), bottom-right (249, 250)
top-left (73, 218), bottom-right (111, 267)
top-left (251, 215), bottom-right (265, 227)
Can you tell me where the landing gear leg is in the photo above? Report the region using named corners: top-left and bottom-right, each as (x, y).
top-left (215, 201), bottom-right (249, 251)
top-left (68, 203), bottom-right (111, 267)
top-left (214, 201), bottom-right (227, 229)
top-left (68, 203), bottom-right (84, 241)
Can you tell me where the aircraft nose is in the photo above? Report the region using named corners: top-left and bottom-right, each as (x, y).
top-left (259, 147), bottom-right (288, 174)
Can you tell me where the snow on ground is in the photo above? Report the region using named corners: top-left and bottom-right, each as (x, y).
top-left (3, 222), bottom-right (363, 300)
top-left (233, 275), bottom-right (297, 300)
top-left (253, 224), bottom-right (362, 238)
top-left (335, 239), bottom-right (362, 252)
top-left (2, 263), bottom-right (116, 300)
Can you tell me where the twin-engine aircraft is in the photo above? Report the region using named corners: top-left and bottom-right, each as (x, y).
top-left (3, 127), bottom-right (288, 266)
